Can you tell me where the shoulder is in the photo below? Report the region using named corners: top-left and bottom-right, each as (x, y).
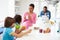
top-left (41, 11), bottom-right (44, 13)
top-left (47, 10), bottom-right (50, 12)
top-left (24, 12), bottom-right (29, 15)
top-left (33, 12), bottom-right (36, 15)
top-left (33, 12), bottom-right (36, 14)
top-left (6, 28), bottom-right (12, 31)
top-left (41, 11), bottom-right (44, 12)
top-left (24, 12), bottom-right (28, 14)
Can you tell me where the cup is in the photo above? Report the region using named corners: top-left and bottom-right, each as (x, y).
top-left (39, 29), bottom-right (43, 33)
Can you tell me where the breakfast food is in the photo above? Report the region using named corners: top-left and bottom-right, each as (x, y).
top-left (43, 28), bottom-right (51, 33)
top-left (49, 21), bottom-right (54, 25)
top-left (34, 27), bottom-right (39, 30)
top-left (21, 26), bottom-right (26, 30)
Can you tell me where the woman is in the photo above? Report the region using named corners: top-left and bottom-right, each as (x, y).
top-left (23, 4), bottom-right (36, 29)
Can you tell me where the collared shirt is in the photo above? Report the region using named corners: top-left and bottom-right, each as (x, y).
top-left (40, 10), bottom-right (51, 19)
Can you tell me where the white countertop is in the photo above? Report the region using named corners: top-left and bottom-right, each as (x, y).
top-left (16, 17), bottom-right (60, 40)
top-left (0, 17), bottom-right (60, 40)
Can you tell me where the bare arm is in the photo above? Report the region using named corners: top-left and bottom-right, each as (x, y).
top-left (11, 29), bottom-right (32, 38)
top-left (15, 26), bottom-right (26, 34)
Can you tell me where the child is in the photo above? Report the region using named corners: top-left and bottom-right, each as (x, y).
top-left (3, 17), bottom-right (31, 40)
top-left (14, 15), bottom-right (26, 34)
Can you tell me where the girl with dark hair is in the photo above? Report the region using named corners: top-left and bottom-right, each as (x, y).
top-left (14, 15), bottom-right (26, 34)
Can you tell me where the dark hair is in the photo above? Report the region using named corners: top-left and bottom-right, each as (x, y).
top-left (4, 17), bottom-right (15, 28)
top-left (14, 15), bottom-right (22, 24)
top-left (44, 6), bottom-right (47, 9)
top-left (29, 4), bottom-right (35, 8)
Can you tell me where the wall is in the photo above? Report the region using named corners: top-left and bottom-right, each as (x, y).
top-left (0, 0), bottom-right (8, 21)
top-left (0, 0), bottom-right (15, 21)
top-left (18, 0), bottom-right (35, 15)
top-left (16, 0), bottom-right (39, 16)
top-left (0, 0), bottom-right (15, 26)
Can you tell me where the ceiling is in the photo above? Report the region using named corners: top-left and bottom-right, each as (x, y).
top-left (45, 0), bottom-right (60, 5)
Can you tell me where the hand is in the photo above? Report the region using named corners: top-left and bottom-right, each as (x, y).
top-left (21, 26), bottom-right (26, 31)
top-left (15, 29), bottom-right (20, 34)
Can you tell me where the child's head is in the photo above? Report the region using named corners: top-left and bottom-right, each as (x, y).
top-left (4, 17), bottom-right (15, 28)
top-left (14, 15), bottom-right (22, 24)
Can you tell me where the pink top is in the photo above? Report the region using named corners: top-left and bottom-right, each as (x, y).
top-left (22, 12), bottom-right (36, 29)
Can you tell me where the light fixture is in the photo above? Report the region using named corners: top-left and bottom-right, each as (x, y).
top-left (45, 0), bottom-right (59, 5)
